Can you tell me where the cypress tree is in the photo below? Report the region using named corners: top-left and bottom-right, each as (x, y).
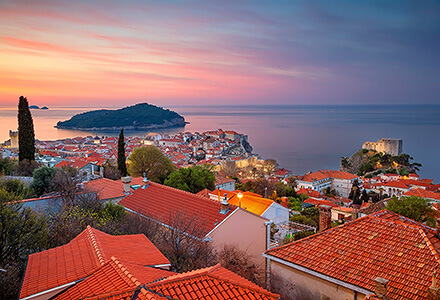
top-left (18, 96), bottom-right (35, 161)
top-left (117, 129), bottom-right (127, 176)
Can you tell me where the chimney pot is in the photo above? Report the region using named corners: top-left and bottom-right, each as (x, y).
top-left (121, 176), bottom-right (132, 193)
top-left (429, 268), bottom-right (440, 300)
top-left (318, 205), bottom-right (332, 232)
top-left (220, 193), bottom-right (229, 214)
top-left (374, 277), bottom-right (389, 299)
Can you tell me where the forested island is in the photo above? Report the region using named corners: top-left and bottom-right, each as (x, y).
top-left (55, 103), bottom-right (186, 130)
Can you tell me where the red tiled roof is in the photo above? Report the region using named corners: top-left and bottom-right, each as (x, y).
top-left (215, 174), bottom-right (235, 185)
top-left (297, 188), bottom-right (322, 198)
top-left (403, 188), bottom-right (440, 201)
top-left (304, 198), bottom-right (339, 208)
top-left (54, 257), bottom-right (173, 300)
top-left (146, 264), bottom-right (279, 300)
top-left (196, 188), bottom-right (212, 199)
top-left (301, 170), bottom-right (357, 182)
top-left (381, 181), bottom-right (410, 189)
top-left (54, 160), bottom-right (73, 168)
top-left (20, 226), bottom-right (170, 299)
top-left (71, 158), bottom-right (91, 169)
top-left (266, 210), bottom-right (440, 300)
top-left (84, 177), bottom-right (144, 200)
top-left (119, 182), bottom-right (237, 239)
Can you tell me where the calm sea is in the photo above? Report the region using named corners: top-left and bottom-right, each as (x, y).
top-left (1, 105), bottom-right (439, 181)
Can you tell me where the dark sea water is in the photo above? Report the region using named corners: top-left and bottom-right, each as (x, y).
top-left (1, 105), bottom-right (439, 181)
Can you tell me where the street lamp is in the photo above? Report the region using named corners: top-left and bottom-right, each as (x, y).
top-left (237, 192), bottom-right (243, 207)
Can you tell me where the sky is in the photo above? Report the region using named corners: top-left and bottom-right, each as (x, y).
top-left (0, 0), bottom-right (439, 107)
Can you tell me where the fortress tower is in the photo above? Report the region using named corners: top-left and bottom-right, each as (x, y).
top-left (9, 130), bottom-right (18, 149)
top-left (362, 138), bottom-right (403, 156)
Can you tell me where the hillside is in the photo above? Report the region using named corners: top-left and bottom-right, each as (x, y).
top-left (340, 149), bottom-right (422, 177)
top-left (56, 103), bottom-right (185, 130)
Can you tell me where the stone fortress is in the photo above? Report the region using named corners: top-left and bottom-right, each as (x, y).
top-left (362, 138), bottom-right (403, 156)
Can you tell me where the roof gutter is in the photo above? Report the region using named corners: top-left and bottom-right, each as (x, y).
top-left (205, 207), bottom-right (239, 237)
top-left (20, 281), bottom-right (77, 300)
top-left (263, 253), bottom-right (373, 296)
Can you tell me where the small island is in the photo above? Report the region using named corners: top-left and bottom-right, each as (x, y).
top-left (55, 103), bottom-right (186, 130)
top-left (29, 105), bottom-right (49, 110)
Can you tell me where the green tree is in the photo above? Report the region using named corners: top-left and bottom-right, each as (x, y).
top-left (0, 178), bottom-right (34, 201)
top-left (386, 196), bottom-right (436, 226)
top-left (117, 129), bottom-right (127, 177)
top-left (31, 166), bottom-right (56, 196)
top-left (275, 182), bottom-right (297, 198)
top-left (290, 207), bottom-right (319, 228)
top-left (164, 166), bottom-right (215, 193)
top-left (242, 178), bottom-right (275, 197)
top-left (349, 180), bottom-right (362, 205)
top-left (0, 197), bottom-right (47, 299)
top-left (0, 157), bottom-right (16, 175)
top-left (18, 96), bottom-right (35, 162)
top-left (127, 146), bottom-right (175, 183)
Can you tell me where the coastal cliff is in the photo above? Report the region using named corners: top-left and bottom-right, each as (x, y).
top-left (55, 103), bottom-right (185, 130)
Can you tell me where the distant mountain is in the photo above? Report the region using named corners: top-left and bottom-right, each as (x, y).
top-left (41, 106), bottom-right (49, 110)
top-left (55, 103), bottom-right (186, 130)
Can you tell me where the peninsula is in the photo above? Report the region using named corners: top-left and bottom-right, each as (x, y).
top-left (55, 103), bottom-right (185, 130)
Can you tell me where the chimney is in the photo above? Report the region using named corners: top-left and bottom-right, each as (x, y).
top-left (142, 173), bottom-right (149, 189)
top-left (374, 277), bottom-right (389, 299)
top-left (281, 197), bottom-right (288, 208)
top-left (121, 176), bottom-right (132, 193)
top-left (429, 268), bottom-right (440, 300)
top-left (318, 205), bottom-right (332, 232)
top-left (220, 193), bottom-right (229, 214)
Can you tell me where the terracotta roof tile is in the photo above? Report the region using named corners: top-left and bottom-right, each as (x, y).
top-left (118, 182), bottom-right (237, 238)
top-left (147, 264), bottom-right (279, 299)
top-left (301, 170), bottom-right (357, 182)
top-left (54, 257), bottom-right (173, 300)
top-left (265, 210), bottom-right (440, 300)
top-left (304, 198), bottom-right (339, 208)
top-left (84, 177), bottom-right (144, 200)
top-left (214, 174), bottom-right (235, 185)
top-left (403, 188), bottom-right (440, 201)
top-left (20, 227), bottom-right (169, 299)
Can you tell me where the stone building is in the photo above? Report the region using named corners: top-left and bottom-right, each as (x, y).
top-left (362, 138), bottom-right (403, 156)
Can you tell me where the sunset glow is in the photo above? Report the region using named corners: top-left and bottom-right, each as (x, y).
top-left (0, 1), bottom-right (439, 107)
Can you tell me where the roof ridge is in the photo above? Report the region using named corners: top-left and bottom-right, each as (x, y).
top-left (148, 264), bottom-right (215, 285)
top-left (150, 182), bottom-right (237, 208)
top-left (205, 266), bottom-right (280, 298)
top-left (372, 210), bottom-right (436, 231)
top-left (110, 256), bottom-right (142, 287)
top-left (86, 226), bottom-right (105, 266)
top-left (418, 229), bottom-right (440, 264)
top-left (149, 268), bottom-right (279, 299)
